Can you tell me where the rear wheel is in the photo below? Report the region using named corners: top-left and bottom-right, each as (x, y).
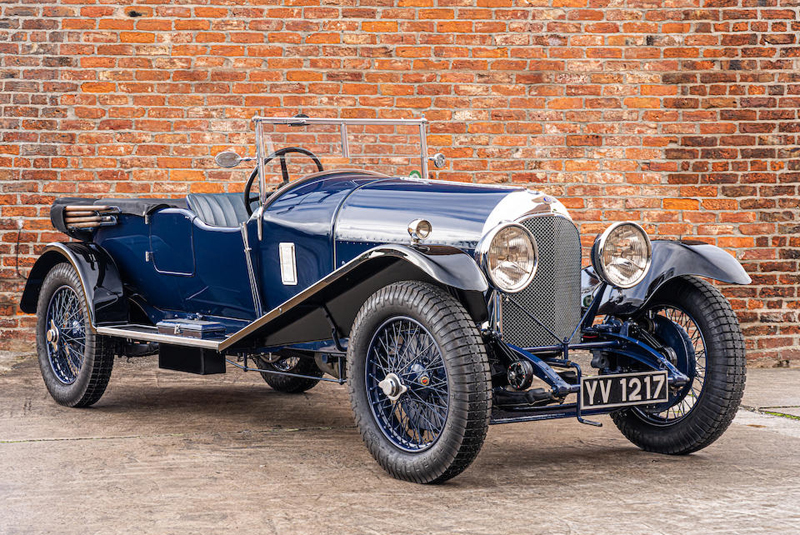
top-left (347, 281), bottom-right (491, 484)
top-left (611, 276), bottom-right (746, 454)
top-left (36, 263), bottom-right (114, 407)
top-left (258, 350), bottom-right (323, 394)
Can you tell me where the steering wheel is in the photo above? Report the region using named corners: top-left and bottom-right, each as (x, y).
top-left (244, 147), bottom-right (323, 216)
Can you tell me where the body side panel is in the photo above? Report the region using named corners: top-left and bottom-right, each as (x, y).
top-left (223, 244), bottom-right (488, 350)
top-left (257, 172), bottom-right (388, 312)
top-left (93, 209), bottom-right (255, 323)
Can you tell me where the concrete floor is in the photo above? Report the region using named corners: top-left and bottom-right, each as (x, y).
top-left (1, 352), bottom-right (799, 535)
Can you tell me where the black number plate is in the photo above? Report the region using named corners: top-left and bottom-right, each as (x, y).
top-left (581, 371), bottom-right (669, 410)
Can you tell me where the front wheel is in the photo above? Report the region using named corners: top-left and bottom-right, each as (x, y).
top-left (611, 276), bottom-right (746, 454)
top-left (347, 281), bottom-right (491, 484)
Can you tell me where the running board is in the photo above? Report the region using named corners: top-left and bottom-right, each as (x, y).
top-left (95, 324), bottom-right (226, 350)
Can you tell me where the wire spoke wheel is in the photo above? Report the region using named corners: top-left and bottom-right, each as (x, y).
top-left (258, 350), bottom-right (323, 394)
top-left (611, 276), bottom-right (746, 455)
top-left (347, 282), bottom-right (491, 484)
top-left (366, 317), bottom-right (449, 452)
top-left (637, 305), bottom-right (707, 424)
top-left (36, 263), bottom-right (114, 407)
top-left (44, 285), bottom-right (86, 385)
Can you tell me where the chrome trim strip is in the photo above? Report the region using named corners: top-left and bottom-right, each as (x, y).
top-left (341, 123), bottom-right (349, 158)
top-left (419, 122), bottom-right (429, 178)
top-left (279, 242), bottom-right (298, 285)
top-left (254, 117), bottom-right (428, 126)
top-left (255, 119), bottom-right (268, 205)
top-left (490, 291), bottom-right (503, 333)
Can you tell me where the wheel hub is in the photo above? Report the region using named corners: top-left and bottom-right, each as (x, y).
top-left (378, 373), bottom-right (407, 402)
top-left (407, 363), bottom-right (432, 397)
top-left (46, 319), bottom-right (59, 352)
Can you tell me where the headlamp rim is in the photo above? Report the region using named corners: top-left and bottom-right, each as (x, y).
top-left (475, 222), bottom-right (539, 293)
top-left (591, 221), bottom-right (652, 289)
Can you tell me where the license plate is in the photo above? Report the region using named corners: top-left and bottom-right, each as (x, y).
top-left (580, 371), bottom-right (669, 410)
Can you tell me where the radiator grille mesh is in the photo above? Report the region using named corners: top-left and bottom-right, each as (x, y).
top-left (501, 215), bottom-right (581, 348)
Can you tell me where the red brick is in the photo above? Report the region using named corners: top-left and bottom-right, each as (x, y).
top-left (120, 32), bottom-right (155, 44)
top-left (624, 97), bottom-right (661, 108)
top-left (81, 82), bottom-right (115, 93)
top-left (664, 198), bottom-right (700, 210)
top-left (362, 21), bottom-right (397, 32)
top-left (0, 0), bottom-right (796, 364)
top-left (567, 135), bottom-right (602, 146)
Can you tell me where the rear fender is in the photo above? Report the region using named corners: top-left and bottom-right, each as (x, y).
top-left (585, 240), bottom-right (751, 317)
top-left (19, 242), bottom-right (128, 327)
top-left (221, 244), bottom-right (488, 350)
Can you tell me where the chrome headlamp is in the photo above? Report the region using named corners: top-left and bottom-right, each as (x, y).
top-left (477, 223), bottom-right (538, 293)
top-left (591, 222), bottom-right (652, 289)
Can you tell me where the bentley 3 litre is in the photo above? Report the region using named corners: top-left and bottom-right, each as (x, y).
top-left (21, 116), bottom-right (750, 483)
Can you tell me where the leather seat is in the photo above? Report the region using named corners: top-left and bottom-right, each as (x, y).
top-left (186, 193), bottom-right (249, 228)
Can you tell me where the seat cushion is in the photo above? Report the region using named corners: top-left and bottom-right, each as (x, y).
top-left (186, 193), bottom-right (249, 228)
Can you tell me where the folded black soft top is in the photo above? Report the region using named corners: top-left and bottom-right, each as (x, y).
top-left (52, 196), bottom-right (186, 216)
top-left (50, 196), bottom-right (187, 240)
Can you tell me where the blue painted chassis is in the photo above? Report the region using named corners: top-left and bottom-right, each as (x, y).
top-left (490, 283), bottom-right (690, 425)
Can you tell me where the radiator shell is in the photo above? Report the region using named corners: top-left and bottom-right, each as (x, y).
top-left (500, 215), bottom-right (582, 348)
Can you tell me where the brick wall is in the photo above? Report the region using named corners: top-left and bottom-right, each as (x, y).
top-left (1, 0), bottom-right (798, 365)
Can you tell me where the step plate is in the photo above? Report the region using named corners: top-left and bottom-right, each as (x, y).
top-left (95, 324), bottom-right (225, 350)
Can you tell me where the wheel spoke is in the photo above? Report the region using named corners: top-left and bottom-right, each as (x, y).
top-left (61, 299), bottom-right (82, 325)
top-left (44, 286), bottom-right (85, 385)
top-left (405, 393), bottom-right (447, 429)
top-left (366, 316), bottom-right (449, 452)
top-left (639, 304), bottom-right (708, 425)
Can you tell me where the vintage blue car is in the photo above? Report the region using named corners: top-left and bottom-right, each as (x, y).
top-left (21, 116), bottom-right (750, 483)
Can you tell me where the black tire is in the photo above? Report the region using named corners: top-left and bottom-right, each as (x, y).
top-left (35, 263), bottom-right (114, 408)
top-left (611, 276), bottom-right (746, 454)
top-left (259, 350), bottom-right (323, 394)
top-left (347, 281), bottom-right (491, 484)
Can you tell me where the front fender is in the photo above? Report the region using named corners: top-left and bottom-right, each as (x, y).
top-left (19, 242), bottom-right (128, 327)
top-left (221, 244), bottom-right (488, 350)
top-left (389, 243), bottom-right (489, 293)
top-left (585, 240), bottom-right (751, 317)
